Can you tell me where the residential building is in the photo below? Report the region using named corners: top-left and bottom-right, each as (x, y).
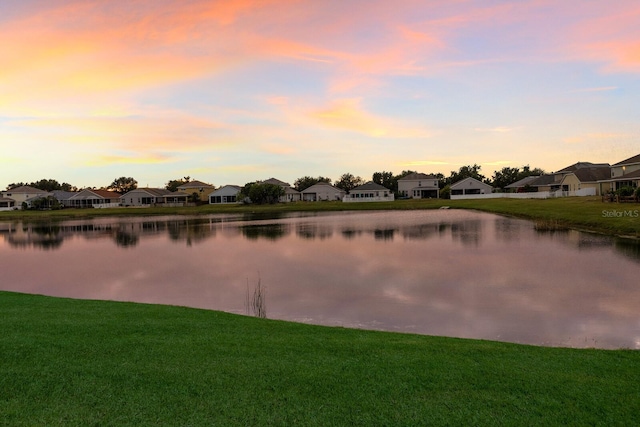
top-left (177, 180), bottom-right (216, 202)
top-left (301, 182), bottom-right (345, 201)
top-left (343, 182), bottom-right (394, 202)
top-left (209, 185), bottom-right (241, 204)
top-left (397, 172), bottom-right (439, 198)
top-left (599, 154), bottom-right (640, 193)
top-left (121, 188), bottom-right (189, 207)
top-left (67, 189), bottom-right (122, 208)
top-left (450, 178), bottom-right (493, 197)
top-left (262, 178), bottom-right (301, 202)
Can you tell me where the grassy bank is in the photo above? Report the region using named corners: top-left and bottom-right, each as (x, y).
top-left (2, 196), bottom-right (639, 237)
top-left (1, 291), bottom-right (638, 425)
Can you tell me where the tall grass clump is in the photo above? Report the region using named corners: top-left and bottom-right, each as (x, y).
top-left (246, 276), bottom-right (266, 318)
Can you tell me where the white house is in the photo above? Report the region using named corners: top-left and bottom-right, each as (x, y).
top-left (301, 182), bottom-right (345, 201)
top-left (121, 188), bottom-right (189, 207)
top-left (67, 189), bottom-right (122, 208)
top-left (209, 185), bottom-right (241, 204)
top-left (397, 172), bottom-right (439, 199)
top-left (450, 178), bottom-right (493, 199)
top-left (343, 182), bottom-right (394, 202)
top-left (0, 197), bottom-right (17, 211)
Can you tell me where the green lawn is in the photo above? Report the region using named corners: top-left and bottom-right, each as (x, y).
top-left (1, 291), bottom-right (639, 425)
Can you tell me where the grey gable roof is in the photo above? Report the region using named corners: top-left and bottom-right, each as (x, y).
top-left (505, 176), bottom-right (540, 189)
top-left (555, 162), bottom-right (610, 174)
top-left (262, 178), bottom-right (291, 187)
top-left (352, 181), bottom-right (391, 191)
top-left (5, 185), bottom-right (48, 194)
top-left (528, 175), bottom-right (557, 186)
top-left (612, 153), bottom-right (640, 166)
top-left (572, 166), bottom-right (611, 182)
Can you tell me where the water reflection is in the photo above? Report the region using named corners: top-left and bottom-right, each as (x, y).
top-left (1, 210), bottom-right (639, 349)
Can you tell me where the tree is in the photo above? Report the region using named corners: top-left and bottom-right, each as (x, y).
top-left (491, 165), bottom-right (546, 190)
top-left (108, 177), bottom-right (138, 194)
top-left (294, 176), bottom-right (331, 192)
top-left (238, 182), bottom-right (285, 204)
top-left (372, 171), bottom-right (395, 191)
top-left (446, 164), bottom-right (486, 186)
top-left (334, 173), bottom-right (364, 193)
top-left (165, 176), bottom-right (191, 192)
top-left (6, 182), bottom-right (25, 190)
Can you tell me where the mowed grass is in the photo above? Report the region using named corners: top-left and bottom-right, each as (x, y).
top-left (1, 291), bottom-right (639, 425)
top-left (2, 196), bottom-right (639, 237)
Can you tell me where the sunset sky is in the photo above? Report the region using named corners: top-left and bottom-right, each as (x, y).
top-left (1, 0), bottom-right (639, 189)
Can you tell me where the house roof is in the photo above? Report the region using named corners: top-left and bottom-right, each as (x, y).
top-left (504, 176), bottom-right (540, 189)
top-left (398, 172), bottom-right (437, 181)
top-left (352, 181), bottom-right (391, 191)
top-left (177, 180), bottom-right (215, 189)
top-left (450, 177), bottom-right (492, 189)
top-left (210, 185), bottom-right (241, 195)
top-left (4, 185), bottom-right (47, 194)
top-left (69, 189), bottom-right (119, 199)
top-left (301, 182), bottom-right (343, 193)
top-left (528, 174), bottom-right (557, 186)
top-left (555, 162), bottom-right (610, 174)
top-left (262, 178), bottom-right (291, 187)
top-left (612, 153), bottom-right (640, 167)
top-left (571, 166), bottom-right (611, 183)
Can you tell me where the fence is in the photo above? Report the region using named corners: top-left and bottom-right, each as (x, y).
top-left (450, 188), bottom-right (596, 200)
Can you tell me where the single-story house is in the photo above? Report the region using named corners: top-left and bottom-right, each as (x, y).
top-left (177, 180), bottom-right (216, 202)
top-left (0, 197), bottom-right (17, 211)
top-left (121, 188), bottom-right (189, 207)
top-left (397, 172), bottom-right (439, 199)
top-left (209, 185), bottom-right (241, 204)
top-left (301, 182), bottom-right (345, 201)
top-left (261, 178), bottom-right (301, 202)
top-left (450, 178), bottom-right (493, 197)
top-left (67, 189), bottom-right (122, 208)
top-left (343, 182), bottom-right (394, 202)
top-left (504, 176), bottom-right (540, 192)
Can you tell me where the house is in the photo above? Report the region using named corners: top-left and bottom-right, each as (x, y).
top-left (261, 178), bottom-right (301, 202)
top-left (177, 180), bottom-right (216, 202)
top-left (121, 188), bottom-right (189, 207)
top-left (301, 182), bottom-right (345, 201)
top-left (397, 172), bottom-right (439, 199)
top-left (559, 165), bottom-right (611, 196)
top-left (209, 185), bottom-right (241, 204)
top-left (1, 185), bottom-right (49, 205)
top-left (0, 197), bottom-right (17, 211)
top-left (504, 176), bottom-right (540, 192)
top-left (524, 162), bottom-right (610, 195)
top-left (450, 178), bottom-right (493, 198)
top-left (67, 189), bottom-right (121, 208)
top-left (599, 154), bottom-right (640, 194)
top-left (343, 182), bottom-right (394, 202)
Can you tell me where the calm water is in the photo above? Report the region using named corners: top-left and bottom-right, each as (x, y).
top-left (1, 210), bottom-right (639, 349)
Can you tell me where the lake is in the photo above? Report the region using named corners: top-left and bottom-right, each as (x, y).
top-left (1, 209), bottom-right (639, 349)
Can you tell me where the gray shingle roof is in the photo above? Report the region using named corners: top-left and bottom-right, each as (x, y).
top-left (504, 176), bottom-right (540, 189)
top-left (352, 181), bottom-right (391, 191)
top-left (398, 172), bottom-right (437, 181)
top-left (612, 154), bottom-right (640, 166)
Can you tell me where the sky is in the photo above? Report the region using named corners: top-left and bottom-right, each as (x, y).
top-left (1, 0), bottom-right (639, 189)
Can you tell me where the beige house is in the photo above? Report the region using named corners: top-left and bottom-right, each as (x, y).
top-left (398, 172), bottom-right (439, 199)
top-left (343, 182), bottom-right (394, 202)
top-left (1, 185), bottom-right (49, 205)
top-left (301, 182), bottom-right (345, 201)
top-left (177, 180), bottom-right (216, 202)
top-left (559, 165), bottom-right (611, 195)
